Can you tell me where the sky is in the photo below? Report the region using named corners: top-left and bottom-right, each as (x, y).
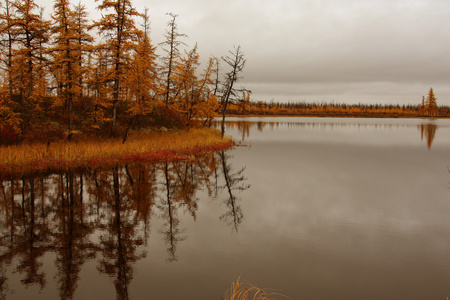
top-left (37, 0), bottom-right (450, 105)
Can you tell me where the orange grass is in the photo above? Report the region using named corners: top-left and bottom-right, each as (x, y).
top-left (221, 277), bottom-right (286, 300)
top-left (0, 128), bottom-right (235, 178)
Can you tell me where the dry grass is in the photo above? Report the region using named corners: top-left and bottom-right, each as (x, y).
top-left (222, 277), bottom-right (286, 300)
top-left (0, 128), bottom-right (234, 178)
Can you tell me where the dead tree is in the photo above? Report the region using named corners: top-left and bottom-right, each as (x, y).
top-left (220, 45), bottom-right (245, 137)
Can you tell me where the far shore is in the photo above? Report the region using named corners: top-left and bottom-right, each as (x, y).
top-left (225, 113), bottom-right (450, 119)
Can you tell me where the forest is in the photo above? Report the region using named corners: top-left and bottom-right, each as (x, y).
top-left (0, 0), bottom-right (245, 145)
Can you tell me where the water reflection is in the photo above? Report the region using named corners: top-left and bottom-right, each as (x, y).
top-left (0, 151), bottom-right (247, 299)
top-left (218, 151), bottom-right (249, 232)
top-left (419, 123), bottom-right (437, 149)
top-left (215, 119), bottom-right (441, 148)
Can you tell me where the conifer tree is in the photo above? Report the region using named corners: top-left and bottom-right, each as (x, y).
top-left (196, 57), bottom-right (219, 126)
top-left (0, 0), bottom-right (16, 98)
top-left (86, 47), bottom-right (111, 130)
top-left (93, 0), bottom-right (140, 136)
top-left (123, 8), bottom-right (158, 142)
top-left (72, 2), bottom-right (93, 99)
top-left (9, 0), bottom-right (49, 139)
top-left (172, 43), bottom-right (200, 125)
top-left (160, 12), bottom-right (186, 123)
top-left (34, 7), bottom-right (49, 104)
top-left (425, 87), bottom-right (438, 117)
top-left (51, 0), bottom-right (79, 140)
top-left (0, 87), bottom-right (21, 134)
top-left (171, 45), bottom-right (219, 127)
top-left (0, 0), bottom-right (21, 137)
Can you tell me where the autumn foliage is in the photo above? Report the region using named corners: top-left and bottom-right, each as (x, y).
top-left (0, 0), bottom-right (228, 144)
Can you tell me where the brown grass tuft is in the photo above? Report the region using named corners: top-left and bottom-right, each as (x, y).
top-left (222, 277), bottom-right (287, 300)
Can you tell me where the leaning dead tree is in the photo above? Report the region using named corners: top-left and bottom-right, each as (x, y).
top-left (220, 45), bottom-right (245, 137)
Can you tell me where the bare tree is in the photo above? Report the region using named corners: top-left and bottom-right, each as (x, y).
top-left (159, 12), bottom-right (186, 124)
top-left (220, 45), bottom-right (245, 137)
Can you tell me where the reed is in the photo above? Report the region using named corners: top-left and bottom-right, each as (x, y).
top-left (222, 277), bottom-right (285, 300)
top-left (0, 128), bottom-right (234, 178)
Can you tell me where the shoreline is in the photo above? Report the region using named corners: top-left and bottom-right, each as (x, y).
top-left (225, 113), bottom-right (450, 119)
top-left (0, 128), bottom-right (235, 180)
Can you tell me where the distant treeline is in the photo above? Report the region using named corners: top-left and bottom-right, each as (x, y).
top-left (225, 98), bottom-right (450, 118)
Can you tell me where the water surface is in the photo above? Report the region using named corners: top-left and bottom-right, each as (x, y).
top-left (1, 117), bottom-right (450, 299)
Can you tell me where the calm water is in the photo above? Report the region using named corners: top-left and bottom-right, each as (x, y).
top-left (1, 117), bottom-right (450, 299)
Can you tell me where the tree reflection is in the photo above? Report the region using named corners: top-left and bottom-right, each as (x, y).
top-left (0, 178), bottom-right (49, 293)
top-left (218, 120), bottom-right (443, 150)
top-left (0, 150), bottom-right (247, 298)
top-left (0, 180), bottom-right (17, 297)
top-left (419, 123), bottom-right (437, 149)
top-left (52, 172), bottom-right (95, 300)
top-left (14, 177), bottom-right (47, 289)
top-left (95, 166), bottom-right (148, 300)
top-left (159, 158), bottom-right (210, 261)
top-left (218, 151), bottom-right (250, 232)
top-left (159, 162), bottom-right (185, 262)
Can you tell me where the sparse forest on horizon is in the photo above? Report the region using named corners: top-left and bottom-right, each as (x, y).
top-left (0, 0), bottom-right (447, 146)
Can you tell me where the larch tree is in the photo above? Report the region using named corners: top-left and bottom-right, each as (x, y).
top-left (159, 12), bottom-right (186, 124)
top-left (220, 45), bottom-right (245, 137)
top-left (171, 45), bottom-right (219, 127)
top-left (195, 57), bottom-right (219, 127)
top-left (178, 54), bottom-right (219, 127)
top-left (425, 87), bottom-right (438, 117)
top-left (0, 87), bottom-right (21, 135)
top-left (93, 0), bottom-right (140, 136)
top-left (51, 0), bottom-right (80, 140)
top-left (72, 2), bottom-right (93, 100)
top-left (86, 47), bottom-right (111, 130)
top-left (0, 0), bottom-right (16, 98)
top-left (237, 89), bottom-right (251, 114)
top-left (33, 7), bottom-right (49, 105)
top-left (123, 8), bottom-right (158, 143)
top-left (0, 0), bottom-right (22, 137)
top-left (172, 43), bottom-right (200, 125)
top-left (9, 0), bottom-right (49, 139)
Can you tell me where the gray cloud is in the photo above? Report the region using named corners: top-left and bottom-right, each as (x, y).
top-left (38, 0), bottom-right (450, 105)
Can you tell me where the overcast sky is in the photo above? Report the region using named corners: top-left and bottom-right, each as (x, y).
top-left (37, 0), bottom-right (450, 105)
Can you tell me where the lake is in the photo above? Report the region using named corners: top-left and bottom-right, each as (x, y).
top-left (1, 117), bottom-right (450, 299)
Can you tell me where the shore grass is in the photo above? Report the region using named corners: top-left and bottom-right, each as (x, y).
top-left (222, 277), bottom-right (285, 300)
top-left (0, 127), bottom-right (234, 178)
